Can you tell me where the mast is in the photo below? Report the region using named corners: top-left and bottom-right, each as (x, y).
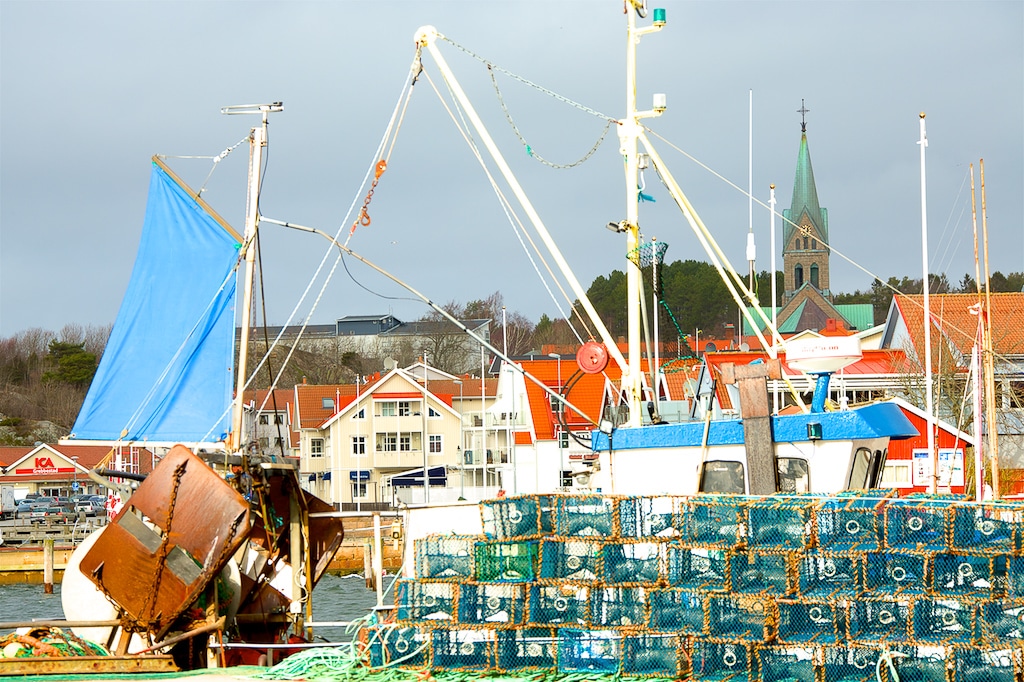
top-left (980, 158), bottom-right (1000, 498)
top-left (622, 1), bottom-right (666, 426)
top-left (970, 163), bottom-right (985, 500)
top-left (222, 102), bottom-right (283, 452)
top-left (918, 112), bottom-right (937, 492)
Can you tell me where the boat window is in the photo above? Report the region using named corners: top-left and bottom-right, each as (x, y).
top-left (700, 461), bottom-right (745, 494)
top-left (777, 458), bottom-right (810, 493)
top-left (847, 447), bottom-right (880, 490)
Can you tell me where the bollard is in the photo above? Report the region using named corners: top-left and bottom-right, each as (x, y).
top-left (43, 537), bottom-right (54, 593)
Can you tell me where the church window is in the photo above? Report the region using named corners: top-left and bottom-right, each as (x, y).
top-left (810, 263), bottom-right (819, 288)
top-left (794, 264), bottom-right (804, 289)
top-left (803, 237), bottom-right (808, 250)
top-left (812, 238), bottom-right (817, 249)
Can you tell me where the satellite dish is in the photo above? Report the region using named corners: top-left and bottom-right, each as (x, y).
top-left (704, 342), bottom-right (717, 353)
top-left (739, 342), bottom-right (750, 352)
top-left (786, 336), bottom-right (862, 373)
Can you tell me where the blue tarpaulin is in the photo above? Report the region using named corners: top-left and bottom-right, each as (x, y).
top-left (70, 162), bottom-right (240, 443)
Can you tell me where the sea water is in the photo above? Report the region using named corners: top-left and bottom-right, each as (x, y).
top-left (0, 573), bottom-right (392, 644)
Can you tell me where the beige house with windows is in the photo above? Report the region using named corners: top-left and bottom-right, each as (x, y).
top-left (294, 363), bottom-right (511, 506)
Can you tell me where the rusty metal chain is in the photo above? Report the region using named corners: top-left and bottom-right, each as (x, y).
top-left (137, 461), bottom-right (188, 629)
top-left (349, 160), bottom-right (388, 236)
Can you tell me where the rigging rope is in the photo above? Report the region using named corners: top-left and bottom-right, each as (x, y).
top-left (420, 67), bottom-right (593, 345)
top-left (487, 64), bottom-right (615, 169)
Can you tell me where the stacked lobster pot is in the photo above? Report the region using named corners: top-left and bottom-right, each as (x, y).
top-left (364, 492), bottom-right (1024, 681)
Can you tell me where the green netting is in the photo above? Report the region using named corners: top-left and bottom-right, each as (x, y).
top-left (527, 584), bottom-right (589, 625)
top-left (618, 496), bottom-right (679, 539)
top-left (365, 492), bottom-right (1024, 679)
top-left (951, 501), bottom-right (1021, 554)
top-left (473, 541), bottom-right (538, 582)
top-left (457, 582), bottom-right (526, 624)
top-left (930, 553), bottom-right (997, 599)
top-left (798, 551), bottom-right (860, 599)
top-left (862, 551), bottom-right (926, 598)
top-left (414, 535), bottom-right (476, 580)
top-left (746, 497), bottom-right (815, 550)
top-left (601, 542), bottom-right (662, 584)
top-left (911, 597), bottom-right (974, 644)
top-left (729, 550), bottom-right (792, 595)
top-left (555, 495), bottom-right (616, 537)
top-left (539, 538), bottom-right (602, 582)
top-left (666, 544), bottom-right (727, 590)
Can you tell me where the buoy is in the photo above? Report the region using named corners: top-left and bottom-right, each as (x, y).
top-left (576, 341), bottom-right (609, 374)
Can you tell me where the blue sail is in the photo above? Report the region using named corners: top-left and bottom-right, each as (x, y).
top-left (70, 161), bottom-right (240, 443)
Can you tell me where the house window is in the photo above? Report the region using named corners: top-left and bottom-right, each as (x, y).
top-left (274, 414), bottom-right (284, 424)
top-left (398, 401), bottom-right (411, 416)
top-left (379, 434), bottom-right (397, 452)
top-left (274, 436), bottom-right (285, 447)
top-left (322, 398), bottom-right (335, 410)
top-left (352, 436), bottom-right (366, 456)
top-left (311, 438), bottom-right (324, 457)
top-left (352, 408), bottom-right (365, 419)
top-left (428, 407), bottom-right (441, 418)
top-left (259, 415), bottom-right (269, 425)
top-left (550, 391), bottom-right (562, 415)
top-left (400, 435), bottom-right (411, 452)
top-left (880, 460), bottom-right (913, 488)
top-left (352, 482), bottom-right (368, 499)
top-left (429, 434), bottom-right (443, 454)
top-left (561, 470), bottom-right (574, 488)
top-left (559, 431), bottom-right (570, 449)
top-left (380, 402), bottom-right (396, 417)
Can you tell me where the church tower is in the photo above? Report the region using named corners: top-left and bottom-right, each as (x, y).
top-left (782, 101), bottom-right (831, 304)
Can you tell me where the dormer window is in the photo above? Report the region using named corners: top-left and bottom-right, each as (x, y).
top-left (322, 398), bottom-right (335, 410)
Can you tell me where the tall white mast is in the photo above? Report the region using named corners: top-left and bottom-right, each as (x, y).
top-left (223, 102), bottom-right (283, 452)
top-left (918, 112), bottom-right (936, 492)
top-left (622, 1), bottom-right (665, 426)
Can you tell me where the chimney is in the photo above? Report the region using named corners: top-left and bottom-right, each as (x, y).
top-left (724, 323), bottom-right (735, 347)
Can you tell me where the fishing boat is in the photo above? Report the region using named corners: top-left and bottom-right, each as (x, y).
top-left (0, 107), bottom-right (344, 674)
top-left (6, 2), bottom-right (1021, 680)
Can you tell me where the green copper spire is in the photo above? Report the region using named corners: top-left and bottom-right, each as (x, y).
top-left (782, 103), bottom-right (828, 248)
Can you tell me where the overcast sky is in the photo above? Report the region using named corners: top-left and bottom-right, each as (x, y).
top-left (2, 1), bottom-right (1021, 339)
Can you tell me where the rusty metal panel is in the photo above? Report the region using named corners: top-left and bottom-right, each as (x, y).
top-left (306, 491), bottom-right (344, 582)
top-left (79, 445), bottom-right (250, 638)
top-left (0, 655), bottom-right (177, 675)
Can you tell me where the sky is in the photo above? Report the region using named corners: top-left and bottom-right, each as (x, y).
top-left (1, 1), bottom-right (1021, 339)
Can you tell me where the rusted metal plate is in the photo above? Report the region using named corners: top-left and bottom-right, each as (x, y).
top-left (0, 654), bottom-right (177, 675)
top-left (79, 445), bottom-right (250, 638)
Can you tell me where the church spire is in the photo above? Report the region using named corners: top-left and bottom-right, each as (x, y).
top-left (783, 102), bottom-right (828, 248)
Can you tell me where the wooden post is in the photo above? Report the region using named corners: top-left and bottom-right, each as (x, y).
top-left (43, 538), bottom-right (54, 594)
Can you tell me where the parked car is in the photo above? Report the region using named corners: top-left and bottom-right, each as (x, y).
top-left (29, 497), bottom-right (55, 508)
top-left (29, 506), bottom-right (69, 524)
top-left (74, 500), bottom-right (103, 517)
top-left (15, 502), bottom-right (36, 519)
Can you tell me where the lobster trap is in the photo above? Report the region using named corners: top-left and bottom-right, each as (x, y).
top-left (473, 540), bottom-right (538, 582)
top-left (414, 535), bottom-right (476, 580)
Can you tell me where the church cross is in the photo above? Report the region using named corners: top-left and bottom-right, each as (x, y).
top-left (798, 99), bottom-right (810, 132)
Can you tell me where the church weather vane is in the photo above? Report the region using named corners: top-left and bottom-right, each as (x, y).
top-left (798, 99), bottom-right (810, 133)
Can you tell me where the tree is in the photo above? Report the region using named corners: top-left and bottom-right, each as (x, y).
top-left (42, 340), bottom-right (97, 386)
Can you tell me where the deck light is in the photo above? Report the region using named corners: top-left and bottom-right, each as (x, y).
top-left (653, 8), bottom-right (666, 26)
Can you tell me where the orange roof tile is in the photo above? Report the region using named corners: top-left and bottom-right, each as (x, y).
top-left (894, 293), bottom-right (1024, 364)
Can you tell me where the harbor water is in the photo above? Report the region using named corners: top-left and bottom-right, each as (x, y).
top-left (0, 572), bottom-right (393, 644)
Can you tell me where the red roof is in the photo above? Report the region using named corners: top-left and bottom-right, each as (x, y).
top-left (893, 292), bottom-right (1024, 362)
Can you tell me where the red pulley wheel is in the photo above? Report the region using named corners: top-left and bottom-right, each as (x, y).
top-left (576, 341), bottom-right (609, 374)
